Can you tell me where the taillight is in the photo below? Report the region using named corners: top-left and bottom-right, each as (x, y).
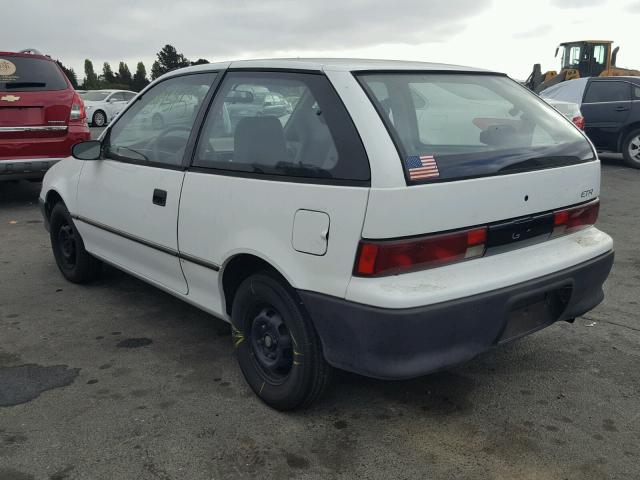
top-left (552, 200), bottom-right (599, 237)
top-left (70, 92), bottom-right (86, 122)
top-left (355, 200), bottom-right (600, 277)
top-left (354, 227), bottom-right (487, 277)
top-left (572, 115), bottom-right (585, 130)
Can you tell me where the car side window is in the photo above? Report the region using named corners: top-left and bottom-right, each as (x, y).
top-left (109, 92), bottom-right (125, 102)
top-left (193, 71), bottom-right (369, 182)
top-left (633, 86), bottom-right (640, 100)
top-left (123, 92), bottom-right (136, 101)
top-left (583, 81), bottom-right (631, 103)
top-left (104, 73), bottom-right (216, 167)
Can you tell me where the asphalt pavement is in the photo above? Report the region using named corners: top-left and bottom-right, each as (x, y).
top-left (0, 153), bottom-right (638, 479)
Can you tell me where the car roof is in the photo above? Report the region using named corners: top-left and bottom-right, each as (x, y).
top-left (0, 51), bottom-right (52, 61)
top-left (162, 58), bottom-right (497, 79)
top-left (587, 76), bottom-right (640, 85)
top-left (86, 89), bottom-right (135, 93)
top-left (540, 78), bottom-right (589, 104)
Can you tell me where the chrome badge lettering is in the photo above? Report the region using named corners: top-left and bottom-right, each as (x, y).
top-left (1, 95), bottom-right (20, 102)
top-left (581, 188), bottom-right (594, 198)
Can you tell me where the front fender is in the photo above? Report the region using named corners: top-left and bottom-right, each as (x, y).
top-left (40, 157), bottom-right (85, 216)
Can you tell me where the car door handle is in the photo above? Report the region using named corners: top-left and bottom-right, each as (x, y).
top-left (615, 106), bottom-right (630, 112)
top-left (152, 189), bottom-right (167, 206)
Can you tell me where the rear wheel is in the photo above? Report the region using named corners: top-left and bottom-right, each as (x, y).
top-left (92, 110), bottom-right (107, 127)
top-left (50, 203), bottom-right (102, 283)
top-left (622, 128), bottom-right (640, 169)
top-left (231, 272), bottom-right (331, 410)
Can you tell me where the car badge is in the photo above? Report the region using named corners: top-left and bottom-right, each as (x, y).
top-left (1, 95), bottom-right (20, 102)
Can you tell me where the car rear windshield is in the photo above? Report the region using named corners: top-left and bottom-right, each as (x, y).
top-left (0, 56), bottom-right (68, 92)
top-left (357, 72), bottom-right (594, 183)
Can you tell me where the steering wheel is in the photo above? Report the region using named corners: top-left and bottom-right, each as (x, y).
top-left (152, 126), bottom-right (192, 163)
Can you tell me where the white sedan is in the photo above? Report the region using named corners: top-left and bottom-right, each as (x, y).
top-left (80, 90), bottom-right (137, 127)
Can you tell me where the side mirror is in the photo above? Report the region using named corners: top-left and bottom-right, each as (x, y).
top-left (72, 140), bottom-right (102, 160)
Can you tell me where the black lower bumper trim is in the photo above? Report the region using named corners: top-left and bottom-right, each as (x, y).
top-left (299, 251), bottom-right (614, 380)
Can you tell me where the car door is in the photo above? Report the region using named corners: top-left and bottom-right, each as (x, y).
top-left (177, 71), bottom-right (371, 317)
top-left (75, 72), bottom-right (217, 294)
top-left (581, 80), bottom-right (632, 151)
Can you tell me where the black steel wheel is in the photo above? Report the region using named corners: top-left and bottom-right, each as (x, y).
top-left (231, 272), bottom-right (332, 410)
top-left (50, 202), bottom-right (102, 283)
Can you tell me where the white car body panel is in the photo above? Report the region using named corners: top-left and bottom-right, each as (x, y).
top-left (362, 161), bottom-right (600, 239)
top-left (40, 157), bottom-right (84, 212)
top-left (76, 160), bottom-right (188, 294)
top-left (178, 173), bottom-right (369, 318)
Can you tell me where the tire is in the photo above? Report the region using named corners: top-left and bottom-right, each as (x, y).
top-left (622, 128), bottom-right (640, 169)
top-left (49, 203), bottom-right (102, 284)
top-left (231, 272), bottom-right (332, 410)
top-left (92, 110), bottom-right (107, 128)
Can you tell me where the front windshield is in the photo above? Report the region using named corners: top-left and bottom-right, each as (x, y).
top-left (358, 72), bottom-right (594, 183)
top-left (81, 91), bottom-right (110, 102)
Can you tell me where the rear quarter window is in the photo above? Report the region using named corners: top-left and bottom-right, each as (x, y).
top-left (194, 71), bottom-right (370, 183)
top-left (0, 56), bottom-right (68, 92)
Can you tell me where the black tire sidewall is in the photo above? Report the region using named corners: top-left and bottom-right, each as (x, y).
top-left (93, 111), bottom-right (106, 127)
top-left (232, 273), bottom-right (316, 409)
top-left (622, 128), bottom-right (640, 168)
top-left (49, 203), bottom-right (99, 283)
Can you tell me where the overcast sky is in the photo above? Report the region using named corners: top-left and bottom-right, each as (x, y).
top-left (4, 0), bottom-right (640, 81)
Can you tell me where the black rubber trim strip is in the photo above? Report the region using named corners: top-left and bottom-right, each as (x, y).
top-left (72, 214), bottom-right (220, 271)
top-left (178, 252), bottom-right (221, 271)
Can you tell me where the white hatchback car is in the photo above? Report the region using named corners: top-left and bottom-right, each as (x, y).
top-left (40, 59), bottom-right (614, 410)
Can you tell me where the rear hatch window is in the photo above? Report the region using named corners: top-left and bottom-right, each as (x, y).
top-left (356, 73), bottom-right (594, 183)
top-left (0, 56), bottom-right (68, 92)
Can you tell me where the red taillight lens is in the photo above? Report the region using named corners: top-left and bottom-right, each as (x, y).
top-left (552, 200), bottom-right (599, 237)
top-left (70, 92), bottom-right (86, 122)
top-left (354, 227), bottom-right (487, 277)
top-left (572, 115), bottom-right (585, 130)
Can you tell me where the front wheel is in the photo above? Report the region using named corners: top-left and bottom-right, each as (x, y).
top-left (622, 128), bottom-right (640, 169)
top-left (50, 203), bottom-right (102, 283)
top-left (231, 272), bottom-right (332, 410)
top-left (92, 110), bottom-right (107, 127)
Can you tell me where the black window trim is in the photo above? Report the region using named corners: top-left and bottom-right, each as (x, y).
top-left (582, 79), bottom-right (633, 104)
top-left (186, 68), bottom-right (372, 187)
top-left (100, 70), bottom-right (224, 171)
top-left (353, 70), bottom-right (596, 186)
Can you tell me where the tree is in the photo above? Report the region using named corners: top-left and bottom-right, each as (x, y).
top-left (131, 62), bottom-right (149, 92)
top-left (150, 44), bottom-right (190, 80)
top-left (83, 59), bottom-right (99, 89)
top-left (118, 62), bottom-right (132, 88)
top-left (102, 62), bottom-right (116, 85)
top-left (55, 60), bottom-right (78, 89)
top-left (191, 58), bottom-right (209, 66)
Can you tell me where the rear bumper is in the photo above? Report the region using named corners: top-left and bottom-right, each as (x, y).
top-left (300, 250), bottom-right (614, 380)
top-left (0, 157), bottom-right (64, 181)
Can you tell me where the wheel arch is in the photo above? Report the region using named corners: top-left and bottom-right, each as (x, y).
top-left (220, 252), bottom-right (294, 316)
top-left (617, 121), bottom-right (640, 152)
top-left (93, 109), bottom-right (107, 125)
top-left (43, 189), bottom-right (66, 221)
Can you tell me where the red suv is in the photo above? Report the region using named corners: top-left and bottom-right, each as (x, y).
top-left (0, 49), bottom-right (90, 181)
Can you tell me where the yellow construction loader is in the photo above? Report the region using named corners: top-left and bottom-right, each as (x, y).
top-left (526, 40), bottom-right (640, 92)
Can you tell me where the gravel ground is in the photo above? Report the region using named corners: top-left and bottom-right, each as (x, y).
top-left (0, 154), bottom-right (638, 480)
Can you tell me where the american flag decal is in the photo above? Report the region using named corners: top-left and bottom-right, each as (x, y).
top-left (405, 155), bottom-right (439, 181)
